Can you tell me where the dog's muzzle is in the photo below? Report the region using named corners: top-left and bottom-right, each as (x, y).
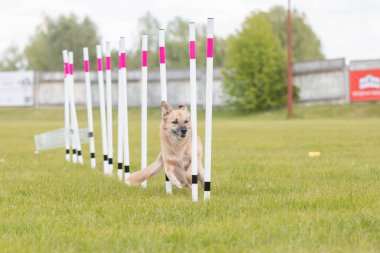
top-left (179, 128), bottom-right (187, 138)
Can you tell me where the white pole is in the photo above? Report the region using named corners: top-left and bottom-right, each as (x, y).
top-left (117, 51), bottom-right (123, 182)
top-left (62, 50), bottom-right (71, 162)
top-left (119, 37), bottom-right (131, 182)
top-left (83, 47), bottom-right (96, 169)
top-left (189, 22), bottom-right (198, 202)
top-left (67, 52), bottom-right (77, 163)
top-left (158, 29), bottom-right (167, 101)
top-left (204, 18), bottom-right (214, 201)
top-left (141, 34), bottom-right (148, 188)
top-left (105, 42), bottom-right (113, 175)
top-left (96, 45), bottom-right (109, 174)
top-left (158, 28), bottom-right (172, 194)
top-left (68, 51), bottom-right (83, 165)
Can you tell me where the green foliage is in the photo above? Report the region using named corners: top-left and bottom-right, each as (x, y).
top-left (126, 14), bottom-right (225, 70)
top-left (24, 14), bottom-right (100, 71)
top-left (0, 44), bottom-right (26, 71)
top-left (268, 6), bottom-right (324, 62)
top-left (9, 12), bottom-right (225, 71)
top-left (3, 6), bottom-right (323, 73)
top-left (137, 12), bottom-right (162, 52)
top-left (223, 12), bottom-right (288, 112)
top-left (118, 12), bottom-right (162, 70)
top-left (165, 17), bottom-right (225, 69)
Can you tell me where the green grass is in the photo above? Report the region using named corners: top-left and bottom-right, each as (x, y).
top-left (0, 103), bottom-right (380, 252)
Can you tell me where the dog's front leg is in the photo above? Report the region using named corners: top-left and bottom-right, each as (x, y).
top-left (165, 163), bottom-right (182, 189)
top-left (185, 163), bottom-right (192, 187)
top-left (197, 159), bottom-right (205, 188)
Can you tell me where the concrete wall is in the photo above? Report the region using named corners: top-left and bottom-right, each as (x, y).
top-left (349, 59), bottom-right (380, 71)
top-left (35, 59), bottom-right (350, 107)
top-left (7, 58), bottom-right (380, 107)
top-left (293, 58), bottom-right (348, 104)
top-left (35, 68), bottom-right (224, 107)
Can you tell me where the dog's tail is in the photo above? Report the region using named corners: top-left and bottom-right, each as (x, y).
top-left (126, 153), bottom-right (164, 186)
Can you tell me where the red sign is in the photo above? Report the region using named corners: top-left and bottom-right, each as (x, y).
top-left (350, 69), bottom-right (380, 102)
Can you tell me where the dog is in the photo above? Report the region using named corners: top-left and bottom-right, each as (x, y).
top-left (126, 101), bottom-right (204, 189)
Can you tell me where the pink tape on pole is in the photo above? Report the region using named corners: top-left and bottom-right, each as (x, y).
top-left (189, 41), bottom-right (196, 59)
top-left (120, 53), bottom-right (126, 68)
top-left (207, 38), bottom-right (214, 58)
top-left (69, 63), bottom-right (74, 75)
top-left (142, 51), bottom-right (148, 67)
top-left (106, 57), bottom-right (111, 70)
top-left (97, 58), bottom-right (103, 71)
top-left (159, 47), bottom-right (166, 64)
top-left (84, 60), bottom-right (90, 72)
top-left (64, 63), bottom-right (69, 75)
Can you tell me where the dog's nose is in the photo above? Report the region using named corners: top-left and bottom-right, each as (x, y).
top-left (180, 129), bottom-right (187, 134)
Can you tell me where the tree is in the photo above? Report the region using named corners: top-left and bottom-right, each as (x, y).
top-left (0, 44), bottom-right (26, 71)
top-left (123, 12), bottom-right (162, 70)
top-left (25, 14), bottom-right (100, 71)
top-left (165, 16), bottom-right (225, 69)
top-left (136, 12), bottom-right (161, 52)
top-left (222, 12), bottom-right (289, 112)
top-left (126, 14), bottom-right (226, 70)
top-left (267, 6), bottom-right (324, 62)
top-left (165, 17), bottom-right (190, 69)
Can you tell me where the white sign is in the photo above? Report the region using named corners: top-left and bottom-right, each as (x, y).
top-left (359, 74), bottom-right (380, 89)
top-left (0, 71), bottom-right (34, 106)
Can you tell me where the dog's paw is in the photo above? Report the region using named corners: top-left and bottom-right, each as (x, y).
top-left (125, 176), bottom-right (131, 186)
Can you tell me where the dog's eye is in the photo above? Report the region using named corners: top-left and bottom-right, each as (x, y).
top-left (184, 120), bottom-right (189, 124)
top-left (172, 120), bottom-right (178, 124)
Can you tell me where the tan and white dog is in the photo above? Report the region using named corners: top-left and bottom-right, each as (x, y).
top-left (126, 101), bottom-right (204, 189)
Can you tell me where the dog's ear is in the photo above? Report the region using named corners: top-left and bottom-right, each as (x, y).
top-left (178, 105), bottom-right (188, 111)
top-left (161, 101), bottom-right (173, 118)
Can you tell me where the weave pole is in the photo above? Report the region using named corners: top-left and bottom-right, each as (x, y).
top-left (158, 28), bottom-right (172, 194)
top-left (141, 34), bottom-right (148, 188)
top-left (68, 52), bottom-right (83, 165)
top-left (119, 37), bottom-right (131, 181)
top-left (62, 50), bottom-right (71, 162)
top-left (105, 42), bottom-right (114, 175)
top-left (83, 48), bottom-right (96, 168)
top-left (66, 51), bottom-right (77, 163)
top-left (189, 22), bottom-right (198, 202)
top-left (117, 51), bottom-right (124, 182)
top-left (96, 45), bottom-right (109, 173)
top-left (204, 18), bottom-right (214, 200)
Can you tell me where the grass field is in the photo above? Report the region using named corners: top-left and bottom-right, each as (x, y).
top-left (1, 104), bottom-right (380, 252)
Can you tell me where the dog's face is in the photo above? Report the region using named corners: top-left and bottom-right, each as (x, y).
top-left (161, 101), bottom-right (190, 140)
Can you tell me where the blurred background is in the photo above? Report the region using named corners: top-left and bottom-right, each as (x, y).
top-left (1, 0), bottom-right (380, 113)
